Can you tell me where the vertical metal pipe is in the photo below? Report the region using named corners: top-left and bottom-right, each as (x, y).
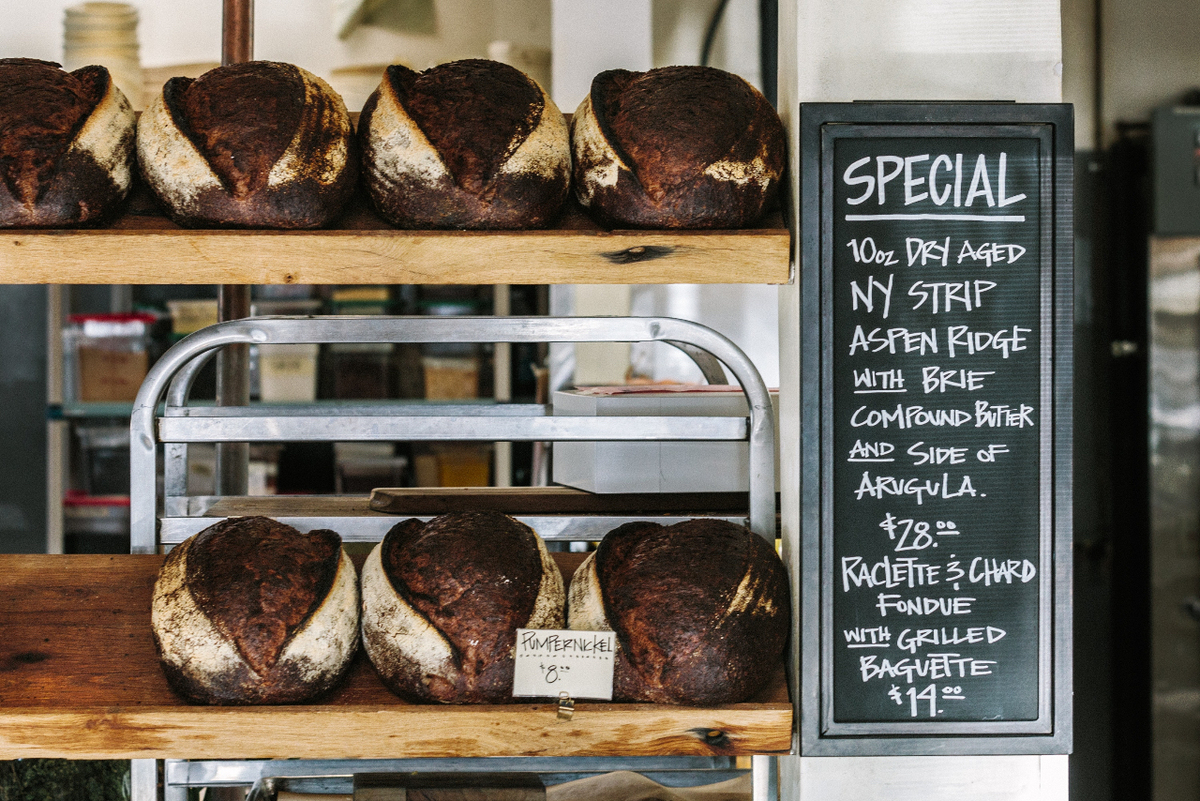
top-left (216, 287), bottom-right (251, 495)
top-left (216, 0), bottom-right (253, 496)
top-left (222, 0), bottom-right (254, 66)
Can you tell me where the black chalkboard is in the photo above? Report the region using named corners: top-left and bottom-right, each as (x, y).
top-left (798, 103), bottom-right (1073, 756)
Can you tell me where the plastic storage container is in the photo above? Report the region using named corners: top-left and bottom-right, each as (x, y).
top-left (63, 491), bottom-right (130, 554)
top-left (249, 299), bottom-right (323, 402)
top-left (328, 343), bottom-right (394, 399)
top-left (62, 313), bottom-right (156, 403)
top-left (258, 344), bottom-right (320, 402)
top-left (75, 424), bottom-right (131, 496)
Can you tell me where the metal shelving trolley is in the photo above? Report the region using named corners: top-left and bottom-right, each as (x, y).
top-left (125, 315), bottom-right (785, 801)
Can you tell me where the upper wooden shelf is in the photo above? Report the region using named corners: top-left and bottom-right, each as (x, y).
top-left (0, 554), bottom-right (792, 760)
top-left (0, 185), bottom-right (791, 286)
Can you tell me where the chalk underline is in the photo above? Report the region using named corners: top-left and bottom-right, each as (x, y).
top-left (845, 213), bottom-right (1026, 222)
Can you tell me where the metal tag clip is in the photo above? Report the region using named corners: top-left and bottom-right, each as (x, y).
top-left (557, 691), bottom-right (575, 721)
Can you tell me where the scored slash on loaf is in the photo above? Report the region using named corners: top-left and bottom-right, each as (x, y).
top-left (137, 61), bottom-right (359, 229)
top-left (0, 58), bottom-right (136, 228)
top-left (358, 59), bottom-right (571, 230)
top-left (568, 518), bottom-right (790, 705)
top-left (571, 65), bottom-right (787, 230)
top-left (361, 511), bottom-right (565, 704)
top-left (151, 516), bottom-right (360, 705)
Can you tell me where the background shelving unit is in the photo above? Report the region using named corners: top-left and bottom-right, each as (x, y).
top-left (17, 211), bottom-right (792, 765)
top-left (43, 282), bottom-right (558, 553)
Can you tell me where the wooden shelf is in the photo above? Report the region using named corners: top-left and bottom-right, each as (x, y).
top-left (0, 187), bottom-right (790, 286)
top-left (0, 554), bottom-right (792, 760)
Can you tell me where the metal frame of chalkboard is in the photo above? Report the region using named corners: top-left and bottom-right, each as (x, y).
top-left (797, 102), bottom-right (1073, 756)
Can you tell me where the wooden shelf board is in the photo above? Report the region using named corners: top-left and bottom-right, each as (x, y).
top-left (0, 554), bottom-right (792, 759)
top-left (0, 190), bottom-right (790, 286)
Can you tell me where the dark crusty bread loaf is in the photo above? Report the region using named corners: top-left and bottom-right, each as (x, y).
top-left (137, 61), bottom-right (357, 228)
top-left (361, 511), bottom-right (565, 703)
top-left (0, 58), bottom-right (135, 228)
top-left (568, 519), bottom-right (789, 705)
top-left (151, 516), bottom-right (360, 705)
top-left (572, 65), bottom-right (786, 229)
top-left (359, 59), bottom-right (570, 229)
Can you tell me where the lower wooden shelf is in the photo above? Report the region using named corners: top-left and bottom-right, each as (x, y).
top-left (0, 554), bottom-right (792, 760)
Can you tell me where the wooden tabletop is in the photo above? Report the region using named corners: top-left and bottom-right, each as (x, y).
top-left (0, 554), bottom-right (792, 759)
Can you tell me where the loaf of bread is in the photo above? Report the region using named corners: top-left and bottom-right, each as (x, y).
top-left (571, 65), bottom-right (786, 229)
top-left (568, 519), bottom-right (789, 705)
top-left (361, 511), bottom-right (565, 703)
top-left (358, 59), bottom-right (570, 229)
top-left (137, 61), bottom-right (357, 228)
top-left (151, 516), bottom-right (360, 705)
top-left (0, 58), bottom-right (135, 228)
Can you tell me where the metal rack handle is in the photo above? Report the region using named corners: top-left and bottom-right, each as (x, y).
top-left (131, 316), bottom-right (775, 552)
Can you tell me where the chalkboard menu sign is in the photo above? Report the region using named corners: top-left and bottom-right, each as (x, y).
top-left (798, 103), bottom-right (1073, 756)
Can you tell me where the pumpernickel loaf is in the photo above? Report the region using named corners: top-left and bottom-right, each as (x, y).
top-left (0, 58), bottom-right (135, 228)
top-left (137, 61), bottom-right (357, 228)
top-left (568, 519), bottom-right (789, 705)
top-left (572, 65), bottom-right (786, 229)
top-left (361, 511), bottom-right (565, 703)
top-left (151, 516), bottom-right (360, 705)
top-left (359, 59), bottom-right (570, 229)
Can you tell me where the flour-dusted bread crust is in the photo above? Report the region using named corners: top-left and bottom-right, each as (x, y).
top-left (361, 511), bottom-right (565, 703)
top-left (359, 59), bottom-right (570, 230)
top-left (0, 59), bottom-right (135, 228)
top-left (571, 65), bottom-right (786, 230)
top-left (137, 61), bottom-right (357, 228)
top-left (568, 519), bottom-right (789, 705)
top-left (151, 516), bottom-right (360, 705)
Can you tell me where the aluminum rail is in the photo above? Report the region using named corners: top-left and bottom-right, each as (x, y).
top-left (158, 334), bottom-right (730, 504)
top-left (158, 513), bottom-right (750, 546)
top-left (131, 316), bottom-right (775, 553)
top-left (167, 756), bottom-right (741, 787)
top-left (156, 414), bottom-right (747, 442)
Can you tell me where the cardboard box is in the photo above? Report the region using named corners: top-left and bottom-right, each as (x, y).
top-left (552, 385), bottom-right (779, 494)
top-left (422, 356), bottom-right (479, 400)
top-left (77, 346), bottom-right (148, 402)
top-left (166, 299), bottom-right (218, 336)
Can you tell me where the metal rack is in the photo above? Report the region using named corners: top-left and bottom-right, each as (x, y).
top-left (127, 315), bottom-right (780, 801)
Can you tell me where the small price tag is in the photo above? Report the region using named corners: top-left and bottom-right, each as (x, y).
top-left (512, 628), bottom-right (616, 700)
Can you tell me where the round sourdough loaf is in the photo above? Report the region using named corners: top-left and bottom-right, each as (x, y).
top-left (571, 65), bottom-right (786, 229)
top-left (151, 516), bottom-right (360, 705)
top-left (0, 58), bottom-right (135, 227)
top-left (568, 519), bottom-right (789, 705)
top-left (361, 511), bottom-right (565, 703)
top-left (358, 59), bottom-right (570, 229)
top-left (137, 61), bottom-right (357, 228)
